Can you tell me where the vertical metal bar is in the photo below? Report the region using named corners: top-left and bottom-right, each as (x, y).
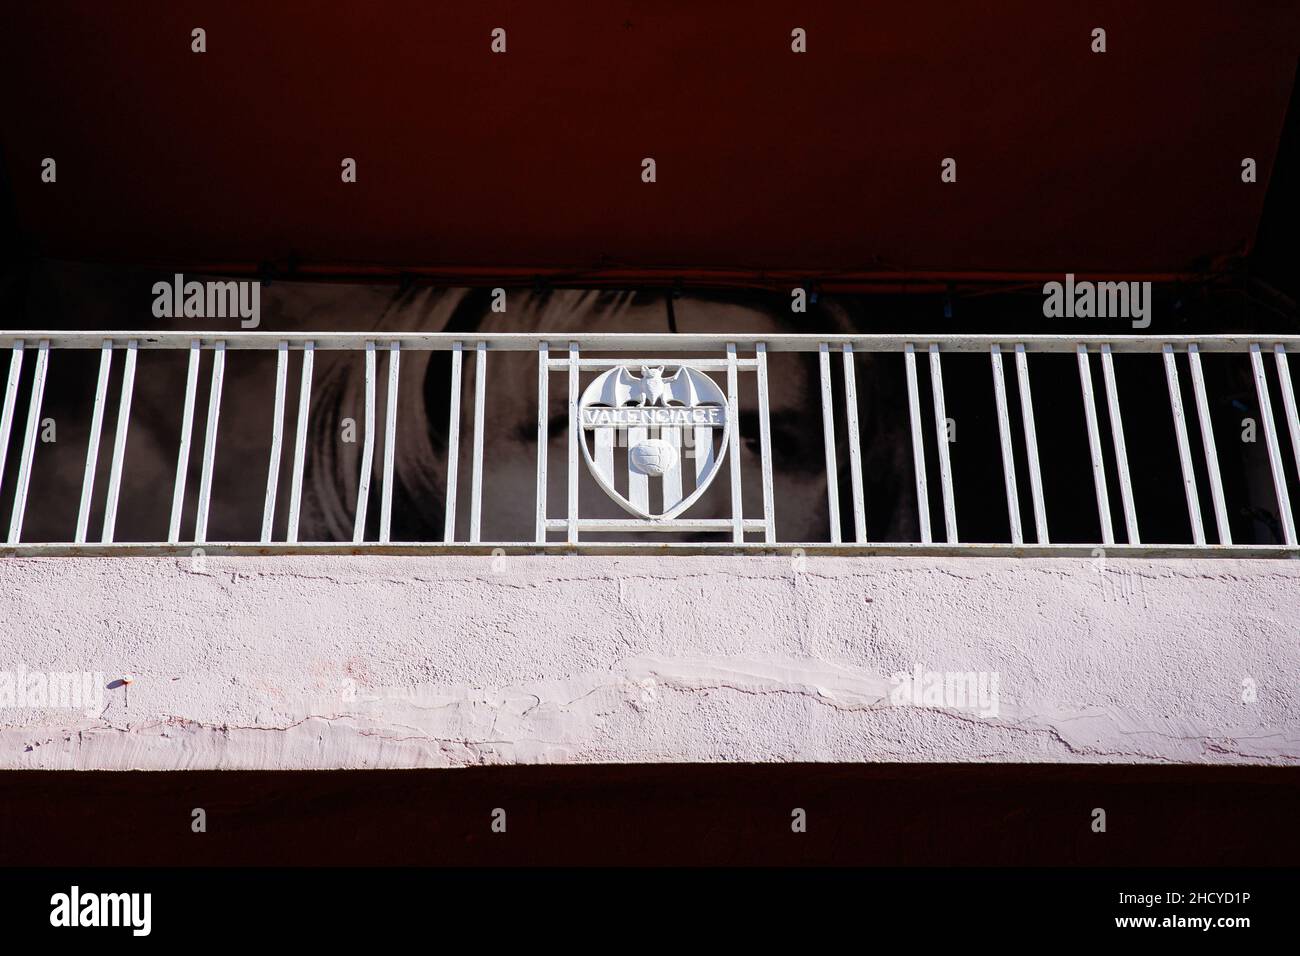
top-left (1100, 344), bottom-right (1140, 544)
top-left (1076, 344), bottom-right (1114, 546)
top-left (379, 342), bottom-right (400, 543)
top-left (1014, 345), bottom-right (1049, 544)
top-left (100, 339), bottom-right (138, 543)
top-left (352, 341), bottom-right (377, 544)
top-left (194, 341), bottom-right (226, 544)
top-left (75, 340), bottom-right (113, 544)
top-left (929, 343), bottom-right (957, 543)
top-left (1250, 343), bottom-right (1296, 546)
top-left (257, 341), bottom-right (288, 543)
top-left (904, 343), bottom-right (930, 544)
top-left (841, 343), bottom-right (867, 542)
top-left (726, 343), bottom-right (744, 543)
top-left (661, 426), bottom-right (683, 511)
top-left (6, 340), bottom-right (48, 545)
top-left (0, 343), bottom-right (24, 502)
top-left (0, 342), bottom-right (24, 493)
top-left (1187, 343), bottom-right (1231, 545)
top-left (171, 340), bottom-right (203, 543)
top-left (1275, 345), bottom-right (1300, 492)
top-left (534, 342), bottom-right (548, 544)
top-left (818, 342), bottom-right (841, 544)
top-left (595, 422), bottom-right (615, 485)
top-left (627, 424), bottom-right (649, 512)
top-left (692, 419), bottom-right (715, 484)
top-left (989, 345), bottom-right (1022, 544)
top-left (755, 343), bottom-right (776, 543)
top-left (286, 341), bottom-right (315, 543)
top-left (567, 342), bottom-right (579, 544)
top-left (444, 341), bottom-right (463, 543)
top-left (469, 341), bottom-right (488, 543)
top-left (1163, 344), bottom-right (1205, 545)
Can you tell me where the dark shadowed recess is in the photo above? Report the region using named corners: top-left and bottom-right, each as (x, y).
top-left (1, 3), bottom-right (1296, 283)
top-left (1, 765), bottom-right (1297, 867)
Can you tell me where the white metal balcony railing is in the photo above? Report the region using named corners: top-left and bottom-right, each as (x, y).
top-left (0, 331), bottom-right (1298, 557)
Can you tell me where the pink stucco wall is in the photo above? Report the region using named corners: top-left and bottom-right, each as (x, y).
top-left (1, 554), bottom-right (1297, 768)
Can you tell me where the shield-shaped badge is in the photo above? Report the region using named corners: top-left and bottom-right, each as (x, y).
top-left (577, 365), bottom-right (730, 519)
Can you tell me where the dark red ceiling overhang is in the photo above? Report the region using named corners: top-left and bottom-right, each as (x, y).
top-left (1, 1), bottom-right (1296, 289)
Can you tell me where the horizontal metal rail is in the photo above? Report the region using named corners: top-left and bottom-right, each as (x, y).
top-left (1, 332), bottom-right (1297, 558)
top-left (3, 332), bottom-right (1299, 353)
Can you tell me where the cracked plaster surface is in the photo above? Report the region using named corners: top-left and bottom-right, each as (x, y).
top-left (1, 555), bottom-right (1297, 768)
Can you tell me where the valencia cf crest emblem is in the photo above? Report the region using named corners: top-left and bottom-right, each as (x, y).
top-left (577, 365), bottom-right (730, 519)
